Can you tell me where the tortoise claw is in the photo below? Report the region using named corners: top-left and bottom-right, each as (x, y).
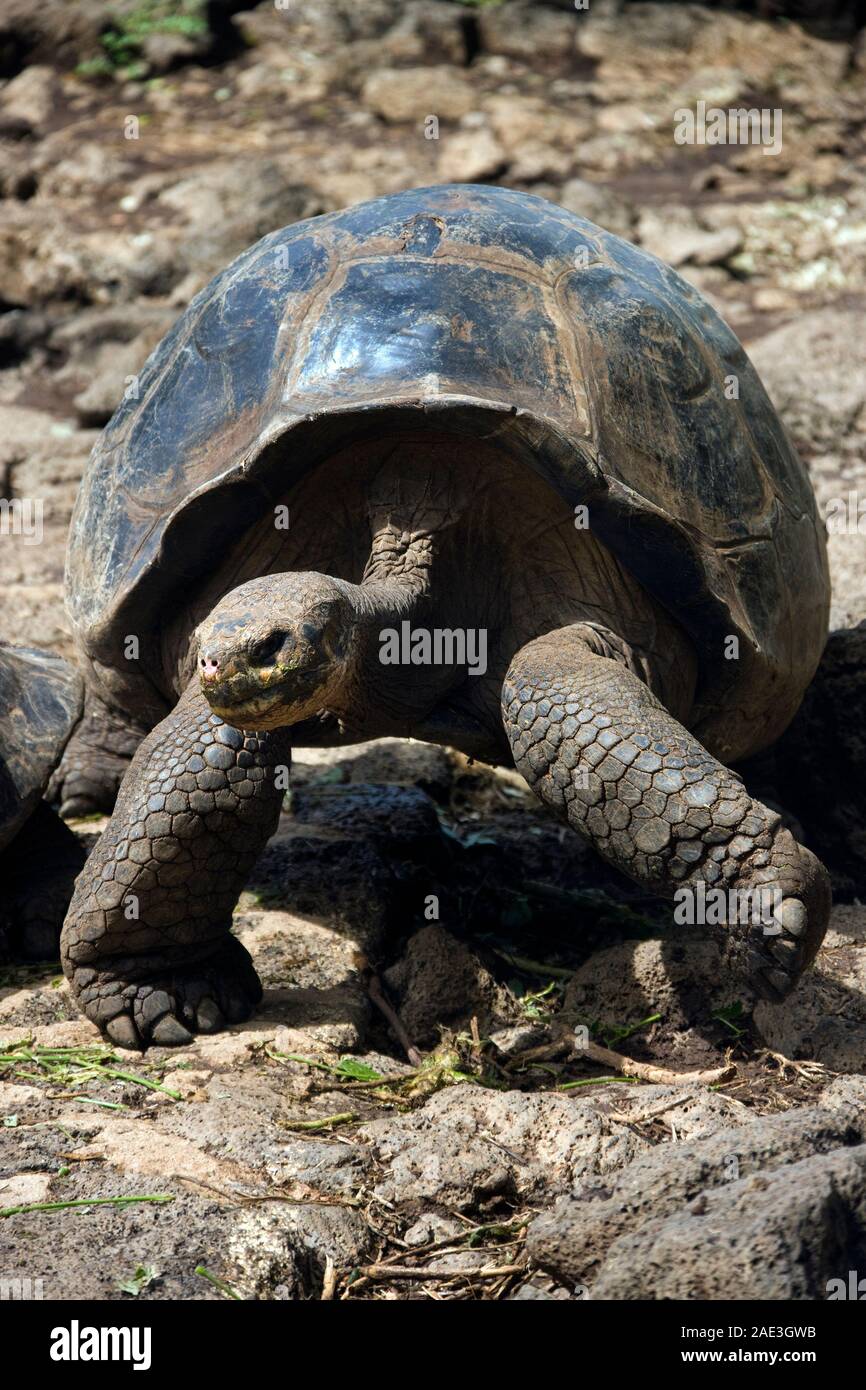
top-left (106, 1014), bottom-right (142, 1051)
top-left (194, 997), bottom-right (225, 1034)
top-left (150, 1015), bottom-right (194, 1047)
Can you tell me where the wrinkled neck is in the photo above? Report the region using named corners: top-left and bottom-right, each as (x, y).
top-left (353, 522), bottom-right (434, 626)
top-left (331, 529), bottom-right (438, 731)
top-left (362, 523), bottom-right (433, 594)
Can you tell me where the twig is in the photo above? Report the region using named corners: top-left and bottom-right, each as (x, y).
top-left (321, 1257), bottom-right (337, 1301)
top-left (491, 949), bottom-right (576, 982)
top-left (558, 1075), bottom-right (638, 1089)
top-left (359, 1262), bottom-right (524, 1282)
top-left (579, 1040), bottom-right (735, 1086)
top-left (174, 1175), bottom-right (349, 1209)
top-left (283, 1112), bottom-right (357, 1132)
top-left (356, 1217), bottom-right (529, 1272)
top-left (367, 975), bottom-right (423, 1067)
top-left (504, 1036), bottom-right (571, 1071)
top-left (195, 1265), bottom-right (241, 1300)
top-left (759, 1049), bottom-right (830, 1082)
top-left (507, 1028), bottom-right (733, 1086)
top-left (1, 1194), bottom-right (174, 1218)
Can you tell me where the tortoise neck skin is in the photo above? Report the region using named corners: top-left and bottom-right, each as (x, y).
top-left (339, 524), bottom-right (444, 734)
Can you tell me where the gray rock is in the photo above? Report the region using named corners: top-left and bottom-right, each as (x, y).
top-left (821, 1073), bottom-right (866, 1109)
top-left (51, 306), bottom-right (178, 426)
top-left (488, 1021), bottom-right (550, 1058)
top-left (557, 178), bottom-right (636, 237)
top-left (362, 1081), bottom-right (745, 1212)
top-left (0, 66), bottom-right (57, 137)
top-left (591, 1144), bottom-right (866, 1299)
top-left (528, 1093), bottom-right (866, 1287)
top-left (228, 1203), bottom-right (373, 1298)
top-left (157, 160), bottom-right (325, 275)
top-left (71, 338), bottom-right (157, 426)
top-left (748, 311), bottom-right (865, 627)
top-left (437, 127), bottom-right (507, 183)
top-left (0, 204), bottom-right (176, 307)
top-left (510, 1274), bottom-right (579, 1300)
top-left (403, 1212), bottom-right (465, 1246)
top-left (0, 408), bottom-right (98, 657)
top-left (381, 2), bottom-right (470, 66)
top-left (636, 207), bottom-right (743, 267)
top-left (748, 308), bottom-right (866, 462)
top-left (239, 0), bottom-right (401, 49)
top-left (477, 2), bottom-right (579, 67)
top-left (362, 65), bottom-right (477, 122)
top-left (563, 933), bottom-right (751, 1044)
top-left (141, 29), bottom-right (207, 74)
top-left (383, 925), bottom-right (520, 1047)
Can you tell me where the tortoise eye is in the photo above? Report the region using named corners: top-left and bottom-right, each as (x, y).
top-left (249, 631), bottom-right (286, 665)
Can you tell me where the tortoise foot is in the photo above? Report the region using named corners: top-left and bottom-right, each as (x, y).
top-left (502, 626), bottom-right (832, 1003)
top-left (740, 833), bottom-right (831, 1003)
top-left (70, 935), bottom-right (262, 1050)
top-left (60, 682), bottom-right (289, 1046)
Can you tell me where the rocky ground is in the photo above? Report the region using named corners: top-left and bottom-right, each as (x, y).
top-left (1, 0), bottom-right (866, 1301)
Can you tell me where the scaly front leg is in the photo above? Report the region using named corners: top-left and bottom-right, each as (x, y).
top-left (502, 627), bottom-right (830, 1000)
top-left (61, 682), bottom-right (290, 1048)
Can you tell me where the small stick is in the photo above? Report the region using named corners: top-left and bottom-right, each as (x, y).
top-left (367, 974), bottom-right (423, 1067)
top-left (321, 1257), bottom-right (337, 1301)
top-left (359, 1263), bottom-right (524, 1282)
top-left (175, 1175), bottom-right (347, 1209)
top-left (505, 1037), bottom-right (571, 1070)
top-left (195, 1265), bottom-right (241, 1300)
top-left (759, 1049), bottom-right (829, 1081)
top-left (0, 1194), bottom-right (174, 1218)
top-left (283, 1112), bottom-right (357, 1132)
top-left (354, 1217), bottom-right (529, 1271)
top-left (580, 1040), bottom-right (735, 1086)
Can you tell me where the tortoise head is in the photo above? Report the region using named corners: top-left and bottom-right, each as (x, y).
top-left (196, 573), bottom-right (355, 730)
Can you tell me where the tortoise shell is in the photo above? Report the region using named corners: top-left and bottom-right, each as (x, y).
top-left (0, 644), bottom-right (83, 851)
top-left (66, 183), bottom-right (828, 760)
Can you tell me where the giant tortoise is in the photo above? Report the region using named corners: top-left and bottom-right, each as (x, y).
top-left (56, 183), bottom-right (831, 1048)
top-left (0, 643), bottom-right (85, 960)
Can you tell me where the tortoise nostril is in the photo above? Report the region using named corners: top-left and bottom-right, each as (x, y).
top-left (200, 654), bottom-right (220, 678)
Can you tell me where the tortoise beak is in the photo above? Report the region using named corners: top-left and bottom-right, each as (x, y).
top-left (199, 648), bottom-right (247, 695)
top-left (198, 645), bottom-right (333, 729)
